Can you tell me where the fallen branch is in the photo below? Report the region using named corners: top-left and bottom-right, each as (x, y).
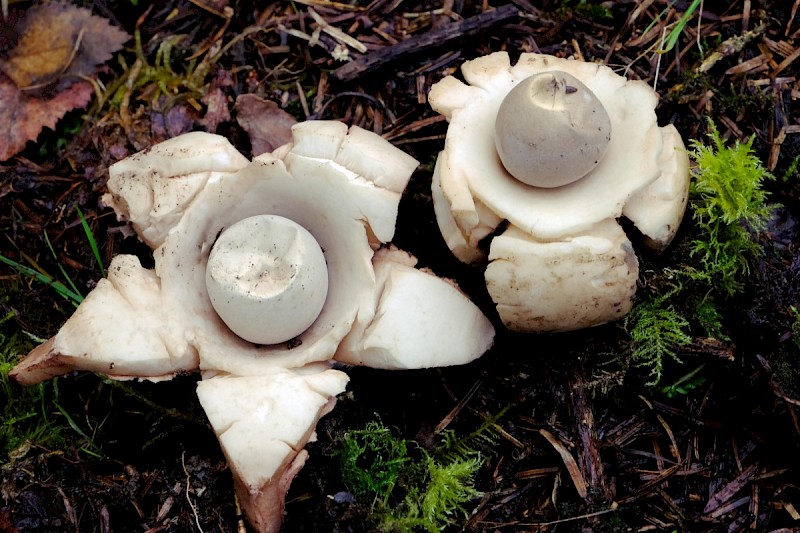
top-left (331, 4), bottom-right (519, 82)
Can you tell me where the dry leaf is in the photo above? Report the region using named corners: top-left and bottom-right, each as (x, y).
top-left (235, 94), bottom-right (297, 156)
top-left (201, 69), bottom-right (234, 134)
top-left (0, 74), bottom-right (93, 161)
top-left (0, 3), bottom-right (129, 91)
top-left (151, 103), bottom-right (198, 143)
top-left (0, 3), bottom-right (129, 161)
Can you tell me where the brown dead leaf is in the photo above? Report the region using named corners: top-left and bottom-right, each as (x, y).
top-left (0, 74), bottom-right (93, 161)
top-left (235, 94), bottom-right (297, 156)
top-left (0, 3), bottom-right (129, 91)
top-left (151, 103), bottom-right (199, 144)
top-left (201, 69), bottom-right (234, 134)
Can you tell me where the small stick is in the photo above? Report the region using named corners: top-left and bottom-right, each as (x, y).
top-left (332, 4), bottom-right (518, 82)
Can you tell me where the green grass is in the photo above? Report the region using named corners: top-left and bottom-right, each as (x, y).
top-left (646, 0), bottom-right (703, 55)
top-left (0, 254), bottom-right (83, 308)
top-left (0, 204), bottom-right (108, 462)
top-left (659, 363), bottom-right (707, 398)
top-left (0, 204), bottom-right (105, 307)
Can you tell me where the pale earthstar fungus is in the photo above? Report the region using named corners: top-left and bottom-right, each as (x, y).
top-left (428, 52), bottom-right (691, 333)
top-left (10, 122), bottom-right (496, 533)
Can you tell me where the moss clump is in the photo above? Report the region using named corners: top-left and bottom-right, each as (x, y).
top-left (340, 417), bottom-right (497, 532)
top-left (0, 311), bottom-right (66, 460)
top-left (626, 121), bottom-right (777, 386)
top-left (687, 120), bottom-right (776, 296)
top-left (625, 295), bottom-right (692, 386)
top-left (341, 420), bottom-right (411, 506)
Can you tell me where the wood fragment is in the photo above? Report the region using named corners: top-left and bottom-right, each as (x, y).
top-left (308, 7), bottom-right (368, 53)
top-left (774, 45), bottom-right (800, 76)
top-left (709, 495), bottom-right (750, 518)
top-left (508, 0), bottom-right (539, 15)
top-left (538, 428), bottom-right (588, 499)
top-left (787, 0), bottom-right (800, 35)
top-left (683, 336), bottom-right (735, 361)
top-left (782, 501), bottom-right (800, 520)
top-left (698, 24), bottom-right (765, 73)
top-left (656, 414), bottom-right (682, 463)
top-left (434, 377), bottom-right (483, 434)
top-left (604, 415), bottom-right (648, 447)
top-left (569, 373), bottom-right (612, 504)
top-left (382, 114), bottom-right (446, 141)
top-left (331, 4), bottom-right (518, 82)
top-left (55, 485), bottom-right (78, 530)
top-left (763, 37), bottom-right (795, 58)
top-left (739, 0), bottom-right (750, 31)
top-left (291, 0), bottom-right (365, 11)
top-left (616, 464), bottom-right (682, 505)
top-left (724, 54), bottom-right (769, 75)
top-left (657, 488), bottom-right (686, 522)
top-left (703, 463), bottom-right (758, 514)
top-left (515, 466), bottom-right (561, 480)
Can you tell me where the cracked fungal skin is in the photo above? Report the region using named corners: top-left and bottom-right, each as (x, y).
top-left (429, 52), bottom-right (691, 333)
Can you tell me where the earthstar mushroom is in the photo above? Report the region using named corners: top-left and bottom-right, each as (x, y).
top-left (11, 121), bottom-right (496, 533)
top-left (429, 52), bottom-right (691, 332)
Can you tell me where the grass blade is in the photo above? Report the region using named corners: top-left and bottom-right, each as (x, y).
top-left (75, 205), bottom-right (106, 278)
top-left (0, 254), bottom-right (82, 307)
top-left (43, 231), bottom-right (83, 302)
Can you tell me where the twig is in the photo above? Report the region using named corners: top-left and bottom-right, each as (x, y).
top-left (182, 451), bottom-right (204, 533)
top-left (480, 505), bottom-right (620, 528)
top-left (434, 376), bottom-right (483, 434)
top-left (569, 371), bottom-right (612, 503)
top-left (332, 4), bottom-right (518, 82)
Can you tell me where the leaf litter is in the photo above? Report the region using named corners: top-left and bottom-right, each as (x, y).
top-left (0, 2), bottom-right (129, 161)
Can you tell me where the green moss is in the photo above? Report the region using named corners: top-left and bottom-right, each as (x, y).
top-left (340, 420), bottom-right (410, 506)
top-left (625, 296), bottom-right (691, 386)
top-left (693, 296), bottom-right (727, 340)
top-left (781, 155), bottom-right (800, 182)
top-left (340, 416), bottom-right (498, 532)
top-left (553, 0), bottom-right (614, 22)
top-left (97, 30), bottom-right (211, 115)
top-left (625, 122), bottom-right (776, 386)
top-left (0, 310), bottom-right (66, 461)
top-left (686, 120), bottom-right (776, 296)
top-left (717, 84), bottom-right (773, 121)
top-left (395, 456), bottom-right (483, 533)
top-left (573, 0), bottom-right (614, 22)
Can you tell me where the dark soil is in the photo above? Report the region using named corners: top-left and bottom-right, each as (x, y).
top-left (2, 1), bottom-right (800, 532)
